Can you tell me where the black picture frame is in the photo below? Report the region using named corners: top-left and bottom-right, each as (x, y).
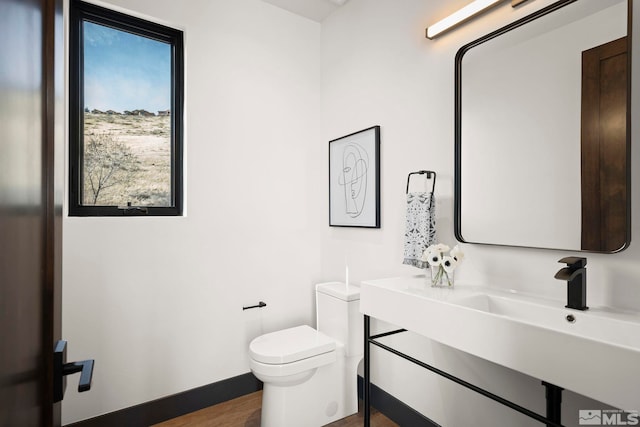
top-left (329, 126), bottom-right (381, 228)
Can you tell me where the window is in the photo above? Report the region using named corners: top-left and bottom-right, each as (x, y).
top-left (69, 0), bottom-right (183, 216)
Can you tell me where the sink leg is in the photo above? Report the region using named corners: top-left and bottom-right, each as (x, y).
top-left (542, 381), bottom-right (563, 427)
top-left (364, 315), bottom-right (371, 427)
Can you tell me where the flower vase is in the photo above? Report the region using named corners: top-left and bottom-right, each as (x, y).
top-left (429, 265), bottom-right (454, 288)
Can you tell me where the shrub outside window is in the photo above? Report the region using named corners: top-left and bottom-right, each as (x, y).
top-left (69, 0), bottom-right (183, 216)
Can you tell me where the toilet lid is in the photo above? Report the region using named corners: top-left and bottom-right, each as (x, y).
top-left (249, 325), bottom-right (336, 364)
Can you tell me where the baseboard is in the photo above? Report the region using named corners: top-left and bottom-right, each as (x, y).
top-left (66, 372), bottom-right (436, 426)
top-left (65, 372), bottom-right (262, 427)
top-left (358, 376), bottom-right (440, 427)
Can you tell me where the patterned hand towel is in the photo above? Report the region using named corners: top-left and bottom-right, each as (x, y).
top-left (403, 192), bottom-right (436, 268)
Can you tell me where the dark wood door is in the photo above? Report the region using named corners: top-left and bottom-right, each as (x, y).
top-left (0, 0), bottom-right (63, 425)
top-left (581, 37), bottom-right (628, 252)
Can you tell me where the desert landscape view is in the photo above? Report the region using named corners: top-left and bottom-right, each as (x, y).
top-left (82, 111), bottom-right (171, 207)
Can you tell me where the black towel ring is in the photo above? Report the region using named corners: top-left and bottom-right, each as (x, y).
top-left (406, 170), bottom-right (436, 194)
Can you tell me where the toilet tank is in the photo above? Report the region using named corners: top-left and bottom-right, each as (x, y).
top-left (316, 282), bottom-right (363, 357)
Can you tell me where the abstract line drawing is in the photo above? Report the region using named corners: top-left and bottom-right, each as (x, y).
top-left (339, 143), bottom-right (369, 218)
top-left (329, 126), bottom-right (380, 228)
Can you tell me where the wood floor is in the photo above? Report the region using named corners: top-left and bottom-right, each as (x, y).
top-left (153, 391), bottom-right (398, 427)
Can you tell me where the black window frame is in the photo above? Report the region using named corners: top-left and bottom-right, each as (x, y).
top-left (69, 0), bottom-right (184, 216)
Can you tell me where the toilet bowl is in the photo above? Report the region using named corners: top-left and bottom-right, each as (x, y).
top-left (248, 282), bottom-right (363, 427)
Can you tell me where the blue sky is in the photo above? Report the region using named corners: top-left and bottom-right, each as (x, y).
top-left (84, 22), bottom-right (171, 113)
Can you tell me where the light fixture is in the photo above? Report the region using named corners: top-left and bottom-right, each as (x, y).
top-left (426, 0), bottom-right (529, 40)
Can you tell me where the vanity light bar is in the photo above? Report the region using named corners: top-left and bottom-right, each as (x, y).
top-left (426, 0), bottom-right (529, 39)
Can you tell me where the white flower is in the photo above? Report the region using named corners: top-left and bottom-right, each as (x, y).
top-left (426, 250), bottom-right (442, 267)
top-left (424, 242), bottom-right (463, 287)
top-left (450, 245), bottom-right (465, 263)
top-left (441, 256), bottom-right (457, 274)
top-left (435, 243), bottom-right (450, 253)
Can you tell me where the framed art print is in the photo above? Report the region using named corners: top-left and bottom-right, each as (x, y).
top-left (329, 126), bottom-right (380, 228)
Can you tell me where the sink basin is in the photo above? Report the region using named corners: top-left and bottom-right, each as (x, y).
top-left (452, 293), bottom-right (640, 351)
top-left (360, 275), bottom-right (640, 409)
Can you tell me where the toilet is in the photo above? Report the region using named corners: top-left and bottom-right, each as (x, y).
top-left (248, 282), bottom-right (363, 427)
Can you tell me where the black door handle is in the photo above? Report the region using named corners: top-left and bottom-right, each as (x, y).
top-left (54, 340), bottom-right (95, 402)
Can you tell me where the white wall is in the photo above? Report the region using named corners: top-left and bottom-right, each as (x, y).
top-left (62, 0), bottom-right (322, 423)
top-left (321, 0), bottom-right (639, 426)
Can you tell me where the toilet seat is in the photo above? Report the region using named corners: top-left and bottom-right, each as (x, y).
top-left (249, 349), bottom-right (336, 378)
top-left (249, 325), bottom-right (336, 364)
top-left (249, 325), bottom-right (338, 380)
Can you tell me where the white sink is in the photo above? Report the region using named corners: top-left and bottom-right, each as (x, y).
top-left (452, 293), bottom-right (640, 350)
top-left (360, 275), bottom-right (640, 409)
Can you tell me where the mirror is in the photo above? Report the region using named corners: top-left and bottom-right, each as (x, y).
top-left (455, 0), bottom-right (631, 253)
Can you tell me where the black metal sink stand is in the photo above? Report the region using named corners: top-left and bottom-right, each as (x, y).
top-left (363, 315), bottom-right (565, 427)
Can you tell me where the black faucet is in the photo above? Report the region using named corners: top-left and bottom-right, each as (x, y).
top-left (554, 257), bottom-right (588, 311)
